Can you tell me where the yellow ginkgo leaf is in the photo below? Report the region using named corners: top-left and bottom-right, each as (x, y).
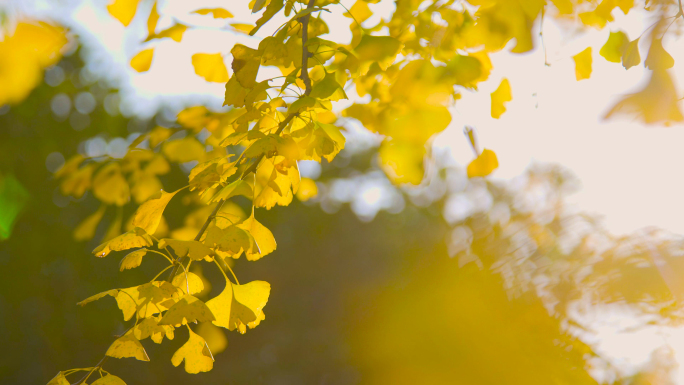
top-left (90, 374), bottom-right (127, 385)
top-left (354, 35), bottom-right (403, 70)
top-left (162, 137), bottom-right (205, 163)
top-left (171, 328), bottom-right (214, 374)
top-left (600, 31), bottom-right (628, 63)
top-left (196, 322), bottom-right (228, 354)
top-left (467, 148), bottom-right (499, 178)
top-left (159, 295), bottom-right (215, 326)
top-left (203, 224), bottom-right (253, 259)
top-left (192, 8), bottom-right (234, 19)
top-left (0, 21), bottom-right (68, 106)
top-left (73, 204), bottom-right (107, 241)
top-left (230, 23), bottom-right (254, 35)
top-left (173, 272), bottom-right (205, 295)
top-left (159, 239), bottom-right (214, 261)
top-left (107, 0), bottom-right (141, 27)
top-left (644, 38), bottom-right (674, 70)
top-left (344, 0), bottom-right (372, 23)
top-left (210, 179), bottom-right (253, 203)
top-left (93, 163), bottom-right (130, 206)
top-left (231, 44), bottom-right (261, 88)
top-left (92, 228), bottom-right (153, 258)
top-left (77, 289), bottom-right (119, 306)
top-left (379, 140), bottom-right (425, 185)
top-left (490, 78), bottom-right (512, 119)
top-left (622, 38), bottom-right (640, 69)
top-left (192, 53), bottom-right (229, 83)
top-left (134, 315), bottom-right (175, 344)
top-left (605, 69), bottom-right (684, 124)
top-left (145, 23), bottom-right (187, 42)
top-left (236, 208), bottom-right (277, 261)
top-left (147, 1), bottom-right (159, 36)
top-left (106, 331), bottom-right (150, 361)
top-left (47, 372), bottom-right (70, 385)
top-left (573, 47), bottom-right (592, 81)
top-left (119, 248), bottom-right (147, 271)
top-left (296, 178), bottom-right (318, 201)
top-left (130, 48), bottom-right (154, 72)
top-left (206, 280), bottom-right (271, 333)
top-left (131, 190), bottom-right (177, 235)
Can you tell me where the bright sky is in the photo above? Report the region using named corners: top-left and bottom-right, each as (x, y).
top-left (45, 0), bottom-right (683, 236)
top-left (9, 0), bottom-right (684, 381)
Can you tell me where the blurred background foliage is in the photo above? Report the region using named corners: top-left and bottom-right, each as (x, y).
top-left (3, 17), bottom-right (684, 385)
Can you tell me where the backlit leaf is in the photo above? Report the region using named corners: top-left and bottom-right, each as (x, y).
top-left (119, 248), bottom-right (147, 271)
top-left (622, 38), bottom-right (640, 70)
top-left (77, 289), bottom-right (118, 306)
top-left (573, 47), bottom-right (592, 81)
top-left (106, 331), bottom-right (150, 361)
top-left (210, 179), bottom-right (253, 203)
top-left (132, 189), bottom-right (178, 234)
top-left (196, 322), bottom-right (228, 354)
top-left (491, 78), bottom-right (512, 119)
top-left (644, 38), bottom-right (674, 70)
top-left (231, 44), bottom-right (261, 88)
top-left (107, 0), bottom-right (141, 26)
top-left (93, 228), bottom-right (153, 258)
top-left (345, 1), bottom-right (372, 23)
top-left (296, 178), bottom-right (317, 201)
top-left (467, 149), bottom-right (499, 178)
top-left (354, 35), bottom-right (402, 70)
top-left (600, 31), bottom-right (628, 63)
top-left (171, 328), bottom-right (214, 374)
top-left (605, 69), bottom-right (684, 124)
top-left (192, 53), bottom-right (229, 83)
top-left (91, 374), bottom-right (127, 385)
top-left (93, 163), bottom-right (130, 206)
top-left (237, 207), bottom-right (277, 261)
top-left (134, 315), bottom-right (175, 344)
top-left (130, 48), bottom-right (154, 73)
top-left (147, 1), bottom-right (159, 36)
top-left (162, 137), bottom-right (205, 163)
top-left (192, 8), bottom-right (233, 19)
top-left (73, 205), bottom-right (106, 241)
top-left (159, 239), bottom-right (214, 261)
top-left (250, 0), bottom-right (284, 36)
top-left (145, 23), bottom-right (187, 42)
top-left (206, 280), bottom-right (271, 333)
top-left (159, 295), bottom-right (215, 326)
top-left (46, 372), bottom-right (70, 385)
top-left (173, 272), bottom-right (205, 295)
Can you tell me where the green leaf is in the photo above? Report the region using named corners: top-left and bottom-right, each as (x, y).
top-left (0, 173), bottom-right (29, 241)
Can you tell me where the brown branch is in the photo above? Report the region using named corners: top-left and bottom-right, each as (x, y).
top-left (300, 0), bottom-right (316, 95)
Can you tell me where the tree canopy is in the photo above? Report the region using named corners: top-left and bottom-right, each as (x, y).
top-left (1, 0), bottom-right (684, 384)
